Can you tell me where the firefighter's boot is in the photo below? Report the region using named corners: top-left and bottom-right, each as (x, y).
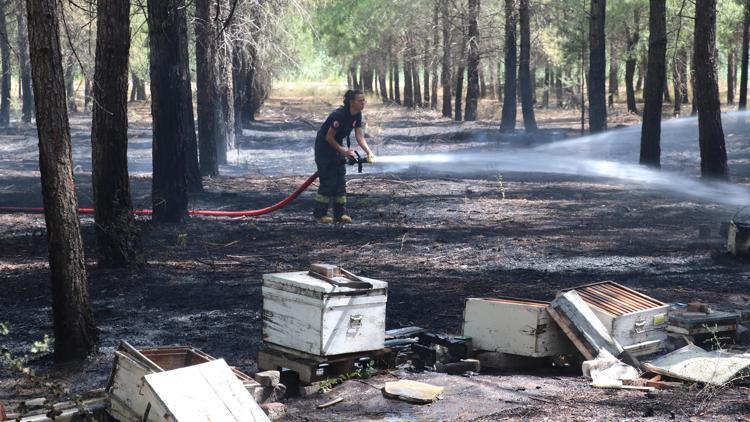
top-left (313, 199), bottom-right (332, 223)
top-left (333, 202), bottom-right (352, 223)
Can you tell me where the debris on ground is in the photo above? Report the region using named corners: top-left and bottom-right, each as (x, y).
top-left (667, 305), bottom-right (739, 349)
top-left (382, 380), bottom-right (444, 404)
top-left (643, 344), bottom-right (750, 386)
top-left (582, 349), bottom-right (640, 389)
top-left (316, 397), bottom-right (344, 409)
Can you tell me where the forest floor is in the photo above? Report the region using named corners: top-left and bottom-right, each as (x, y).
top-left (1, 91), bottom-right (750, 420)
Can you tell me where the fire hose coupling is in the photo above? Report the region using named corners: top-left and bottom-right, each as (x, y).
top-left (341, 151), bottom-right (370, 173)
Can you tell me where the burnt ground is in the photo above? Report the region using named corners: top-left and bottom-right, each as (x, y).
top-left (1, 96), bottom-right (750, 420)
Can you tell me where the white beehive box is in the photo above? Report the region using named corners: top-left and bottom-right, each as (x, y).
top-left (561, 281), bottom-right (669, 355)
top-left (262, 271), bottom-right (388, 356)
top-left (462, 297), bottom-right (575, 357)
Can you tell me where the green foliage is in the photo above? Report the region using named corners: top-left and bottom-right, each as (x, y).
top-left (319, 361), bottom-right (375, 391)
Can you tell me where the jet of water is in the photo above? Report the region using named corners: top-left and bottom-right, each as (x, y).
top-left (375, 112), bottom-right (750, 208)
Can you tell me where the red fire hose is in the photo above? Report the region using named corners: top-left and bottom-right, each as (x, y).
top-left (0, 172), bottom-right (320, 218)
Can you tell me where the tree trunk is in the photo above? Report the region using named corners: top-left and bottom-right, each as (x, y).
top-left (0, 4), bottom-right (10, 127)
top-left (147, 0), bottom-right (195, 221)
top-left (691, 52), bottom-right (697, 115)
top-left (464, 0), bottom-right (480, 121)
top-left (64, 54), bottom-right (78, 112)
top-left (349, 61), bottom-right (359, 89)
top-left (663, 73), bottom-right (671, 103)
top-left (556, 68), bottom-right (563, 107)
top-left (441, 0), bottom-right (452, 117)
top-left (379, 55), bottom-right (388, 103)
top-left (91, 0), bottom-right (140, 267)
top-left (130, 73), bottom-right (138, 102)
top-left (672, 53), bottom-right (682, 116)
top-left (519, 0), bottom-right (537, 132)
top-left (679, 47), bottom-right (689, 103)
top-left (388, 54), bottom-right (394, 102)
top-left (412, 50), bottom-right (423, 108)
top-left (423, 40), bottom-right (430, 105)
top-left (394, 56), bottom-right (401, 105)
top-left (639, 0), bottom-right (666, 168)
top-left (636, 53), bottom-right (645, 91)
top-left (454, 19), bottom-right (467, 122)
top-left (608, 41), bottom-right (618, 109)
top-left (728, 49), bottom-right (735, 105)
top-left (588, 0), bottom-right (606, 132)
top-left (543, 64), bottom-right (550, 108)
top-left (402, 51), bottom-right (413, 108)
top-left (625, 15), bottom-right (640, 113)
top-left (500, 0), bottom-right (517, 131)
top-left (26, 0), bottom-right (98, 362)
top-left (694, 0), bottom-right (727, 178)
top-left (17, 2), bottom-right (34, 123)
top-left (740, 0), bottom-right (749, 110)
top-left (195, 0), bottom-right (220, 176)
top-left (219, 44), bottom-right (234, 160)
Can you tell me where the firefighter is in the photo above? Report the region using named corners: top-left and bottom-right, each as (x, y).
top-left (313, 89), bottom-right (374, 223)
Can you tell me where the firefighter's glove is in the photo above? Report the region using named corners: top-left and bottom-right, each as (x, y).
top-left (367, 154), bottom-right (376, 164)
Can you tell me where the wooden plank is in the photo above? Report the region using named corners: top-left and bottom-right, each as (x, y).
top-left (143, 359), bottom-right (269, 422)
top-left (548, 291), bottom-right (634, 366)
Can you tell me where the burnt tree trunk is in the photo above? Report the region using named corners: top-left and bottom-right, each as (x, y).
top-left (519, 0), bottom-right (537, 132)
top-left (740, 0), bottom-right (749, 110)
top-left (147, 0), bottom-right (196, 221)
top-left (388, 54), bottom-right (394, 102)
top-left (17, 1), bottom-right (34, 123)
top-left (679, 47), bottom-right (689, 103)
top-left (464, 0), bottom-right (480, 121)
top-left (691, 53), bottom-right (697, 115)
top-left (0, 4), bottom-right (10, 127)
top-left (26, 0), bottom-right (98, 362)
top-left (543, 64), bottom-right (550, 108)
top-left (500, 0), bottom-right (517, 131)
top-left (219, 43), bottom-right (234, 161)
top-left (91, 0), bottom-right (140, 267)
top-left (694, 0), bottom-right (728, 178)
top-left (441, 0), bottom-right (452, 117)
top-left (663, 74), bottom-right (671, 103)
top-left (195, 0), bottom-right (220, 176)
top-left (639, 0), bottom-right (666, 167)
top-left (588, 0), bottom-right (606, 132)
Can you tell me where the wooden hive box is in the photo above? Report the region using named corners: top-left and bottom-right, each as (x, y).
top-left (262, 271), bottom-right (388, 356)
top-left (560, 281), bottom-right (669, 356)
top-left (106, 342), bottom-right (259, 422)
top-left (462, 297), bottom-right (575, 357)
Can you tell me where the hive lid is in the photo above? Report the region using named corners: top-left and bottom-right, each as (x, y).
top-left (263, 271), bottom-right (387, 294)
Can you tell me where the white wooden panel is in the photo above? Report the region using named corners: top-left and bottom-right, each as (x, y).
top-left (320, 302), bottom-right (386, 355)
top-left (143, 359), bottom-right (269, 422)
top-left (462, 298), bottom-right (573, 357)
top-left (262, 289), bottom-right (322, 355)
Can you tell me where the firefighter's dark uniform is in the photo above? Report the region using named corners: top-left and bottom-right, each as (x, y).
top-left (314, 106), bottom-right (362, 220)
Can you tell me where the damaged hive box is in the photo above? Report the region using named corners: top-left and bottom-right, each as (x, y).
top-left (560, 281), bottom-right (669, 356)
top-left (106, 341), bottom-right (265, 422)
top-left (262, 265), bottom-right (388, 356)
top-left (462, 297), bottom-right (575, 357)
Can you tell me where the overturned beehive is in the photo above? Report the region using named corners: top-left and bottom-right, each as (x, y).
top-left (560, 281), bottom-right (669, 356)
top-left (462, 297), bottom-right (574, 357)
